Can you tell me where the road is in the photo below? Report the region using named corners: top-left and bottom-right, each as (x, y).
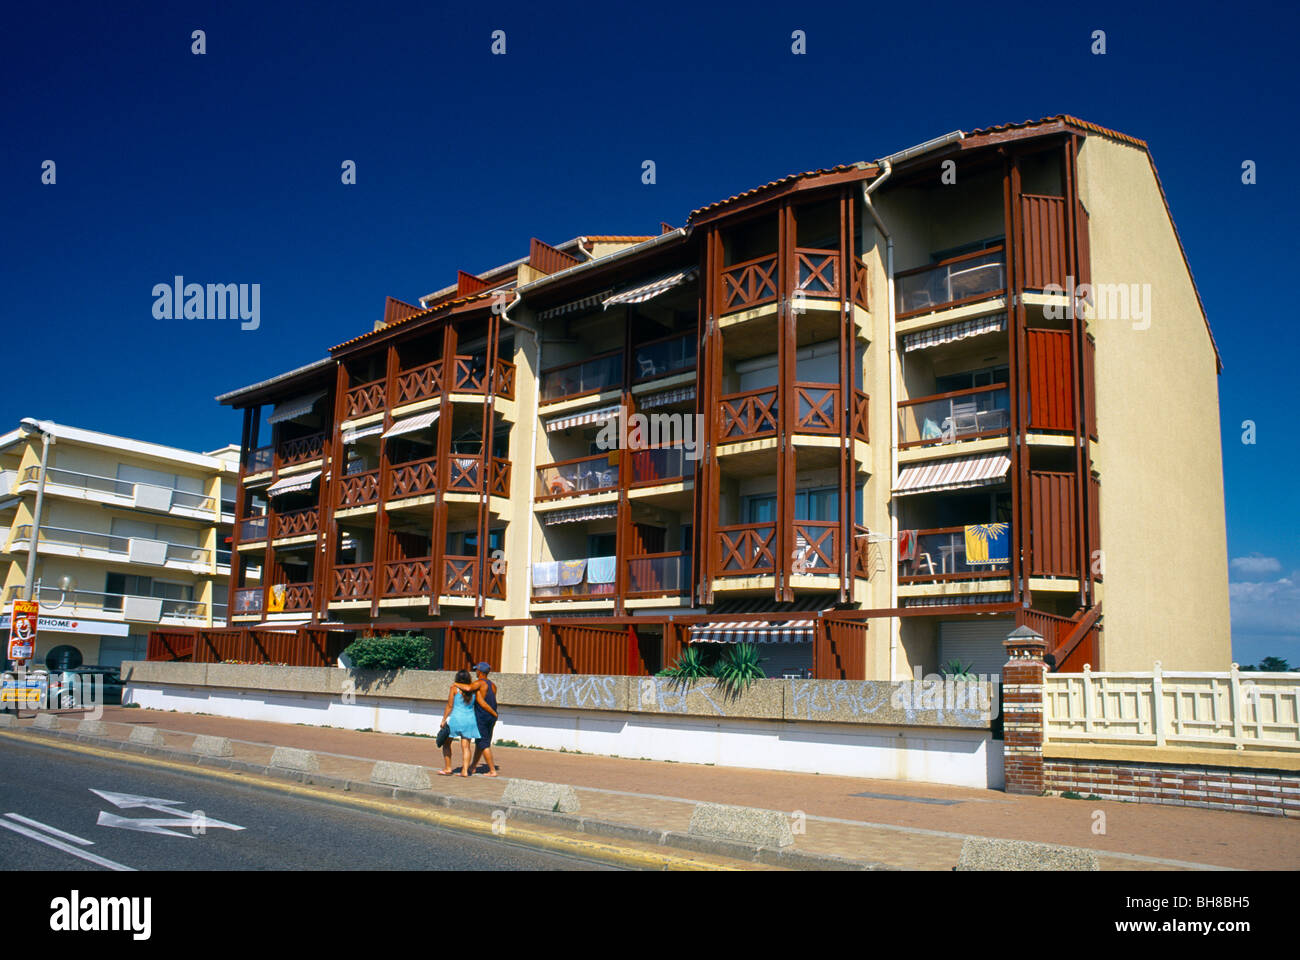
top-left (0, 738), bottom-right (620, 871)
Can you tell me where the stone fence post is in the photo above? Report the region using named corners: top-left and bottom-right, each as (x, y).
top-left (1002, 626), bottom-right (1047, 795)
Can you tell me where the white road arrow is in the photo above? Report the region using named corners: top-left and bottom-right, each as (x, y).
top-left (91, 789), bottom-right (246, 838)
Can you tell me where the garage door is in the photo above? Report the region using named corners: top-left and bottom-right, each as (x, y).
top-left (938, 618), bottom-right (1015, 678)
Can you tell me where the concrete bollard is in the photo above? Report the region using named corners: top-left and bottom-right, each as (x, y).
top-left (32, 714), bottom-right (62, 731)
top-left (502, 779), bottom-right (580, 814)
top-left (371, 761), bottom-right (433, 790)
top-left (128, 726), bottom-right (165, 746)
top-left (688, 802), bottom-right (794, 848)
top-left (0, 713), bottom-right (16, 728)
top-left (955, 837), bottom-right (1099, 871)
top-left (270, 747), bottom-right (320, 772)
top-left (77, 719), bottom-right (109, 737)
top-left (191, 735), bottom-right (234, 757)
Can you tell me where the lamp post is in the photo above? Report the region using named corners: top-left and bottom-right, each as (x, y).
top-left (20, 419), bottom-right (54, 601)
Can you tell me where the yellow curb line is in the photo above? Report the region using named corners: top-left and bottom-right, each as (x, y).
top-left (0, 728), bottom-right (738, 871)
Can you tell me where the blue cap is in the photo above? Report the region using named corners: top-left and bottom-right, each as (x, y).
top-left (473, 662), bottom-right (491, 673)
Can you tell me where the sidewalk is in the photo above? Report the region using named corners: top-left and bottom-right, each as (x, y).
top-left (7, 705), bottom-right (1297, 870)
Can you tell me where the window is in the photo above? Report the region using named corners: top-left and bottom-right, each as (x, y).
top-left (744, 487), bottom-right (841, 523)
top-left (109, 517), bottom-right (199, 547)
top-left (587, 533), bottom-right (616, 557)
top-left (934, 364), bottom-right (1010, 394)
top-left (104, 574), bottom-right (195, 607)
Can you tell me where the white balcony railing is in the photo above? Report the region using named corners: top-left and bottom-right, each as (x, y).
top-left (19, 465), bottom-right (215, 512)
top-left (13, 525), bottom-right (211, 566)
top-left (5, 585), bottom-right (207, 623)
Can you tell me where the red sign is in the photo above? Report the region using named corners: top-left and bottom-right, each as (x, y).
top-left (7, 600), bottom-right (38, 662)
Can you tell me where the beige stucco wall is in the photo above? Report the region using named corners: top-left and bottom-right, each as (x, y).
top-left (1077, 137), bottom-right (1230, 670)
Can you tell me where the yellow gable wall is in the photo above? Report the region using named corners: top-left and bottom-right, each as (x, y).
top-left (1077, 137), bottom-right (1230, 670)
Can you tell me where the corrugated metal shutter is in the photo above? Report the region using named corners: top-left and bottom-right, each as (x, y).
top-left (754, 642), bottom-right (813, 679)
top-left (937, 618), bottom-right (1015, 677)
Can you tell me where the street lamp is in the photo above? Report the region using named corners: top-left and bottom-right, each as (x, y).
top-left (19, 418), bottom-right (55, 602)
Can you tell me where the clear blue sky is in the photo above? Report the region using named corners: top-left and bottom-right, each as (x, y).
top-left (2, 1), bottom-right (1296, 663)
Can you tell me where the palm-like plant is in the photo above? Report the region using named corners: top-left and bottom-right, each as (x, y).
top-left (712, 643), bottom-right (766, 696)
top-left (659, 646), bottom-right (711, 679)
top-left (941, 658), bottom-right (977, 680)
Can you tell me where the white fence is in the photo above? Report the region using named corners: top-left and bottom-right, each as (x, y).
top-left (1044, 663), bottom-right (1300, 752)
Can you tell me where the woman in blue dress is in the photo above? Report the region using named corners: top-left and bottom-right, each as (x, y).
top-left (439, 669), bottom-right (479, 777)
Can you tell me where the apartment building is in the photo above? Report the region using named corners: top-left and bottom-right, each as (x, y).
top-left (0, 420), bottom-right (241, 668)
top-left (168, 115), bottom-right (1229, 678)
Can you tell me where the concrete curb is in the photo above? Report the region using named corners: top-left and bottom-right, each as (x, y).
top-left (191, 734), bottom-right (234, 757)
top-left (5, 722), bottom-right (895, 871)
top-left (270, 747), bottom-right (321, 772)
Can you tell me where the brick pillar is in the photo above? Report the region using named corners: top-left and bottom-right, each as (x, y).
top-left (1002, 625), bottom-right (1047, 795)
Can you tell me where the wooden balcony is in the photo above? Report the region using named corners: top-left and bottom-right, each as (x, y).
top-left (383, 557), bottom-right (432, 596)
top-left (899, 524), bottom-right (1011, 583)
top-left (794, 383), bottom-right (839, 434)
top-left (488, 457), bottom-right (511, 497)
top-left (897, 384), bottom-right (1009, 448)
top-left (345, 378), bottom-right (385, 419)
top-left (233, 586), bottom-right (263, 616)
top-left (493, 357), bottom-right (516, 401)
top-left (394, 359), bottom-right (441, 406)
top-left (716, 522), bottom-right (776, 576)
top-left (632, 332), bottom-right (695, 383)
top-left (332, 563), bottom-right (374, 602)
top-left (337, 468), bottom-right (380, 508)
top-left (719, 387), bottom-right (778, 442)
top-left (536, 453), bottom-right (618, 500)
top-left (895, 246), bottom-right (1006, 318)
top-left (626, 552), bottom-right (691, 597)
top-left (484, 561), bottom-right (507, 601)
top-left (442, 556), bottom-right (479, 596)
top-left (282, 583), bottom-right (314, 612)
top-left (852, 524), bottom-right (871, 579)
top-left (627, 447), bottom-right (692, 488)
top-left (278, 433), bottom-right (325, 468)
top-left (720, 254), bottom-right (778, 313)
top-left (271, 506), bottom-right (319, 540)
top-left (540, 351), bottom-right (622, 404)
top-left (719, 383), bottom-right (865, 444)
top-left (238, 515), bottom-right (268, 542)
top-left (387, 456), bottom-right (438, 501)
top-left (793, 521), bottom-right (839, 575)
top-left (793, 248), bottom-right (840, 299)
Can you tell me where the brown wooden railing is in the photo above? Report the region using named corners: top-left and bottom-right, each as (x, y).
top-left (852, 389), bottom-right (870, 442)
top-left (719, 387), bottom-right (778, 442)
top-left (852, 256), bottom-right (870, 310)
top-left (793, 521), bottom-right (839, 574)
top-left (345, 378), bottom-right (386, 418)
top-left (387, 457), bottom-right (438, 500)
top-left (484, 561), bottom-right (507, 600)
top-left (383, 558), bottom-right (432, 596)
top-left (447, 456), bottom-right (482, 492)
top-left (394, 359), bottom-right (441, 406)
top-left (450, 355), bottom-right (487, 394)
top-left (278, 433), bottom-right (325, 467)
top-left (794, 248), bottom-right (840, 298)
top-left (720, 254), bottom-right (778, 313)
top-left (148, 630), bottom-right (196, 661)
top-left (444, 626), bottom-right (504, 671)
top-left (271, 506), bottom-right (319, 539)
top-left (717, 522), bottom-right (776, 576)
top-left (489, 457), bottom-right (511, 497)
top-left (852, 524), bottom-right (871, 579)
top-left (539, 623), bottom-right (641, 676)
top-left (332, 563), bottom-right (374, 601)
top-left (493, 357), bottom-right (516, 400)
top-left (282, 583), bottom-right (314, 612)
top-left (337, 468), bottom-right (380, 508)
top-left (794, 383), bottom-right (839, 434)
top-left (442, 556), bottom-right (478, 596)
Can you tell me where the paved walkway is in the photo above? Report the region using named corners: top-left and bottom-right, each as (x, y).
top-left (10, 706), bottom-right (1298, 870)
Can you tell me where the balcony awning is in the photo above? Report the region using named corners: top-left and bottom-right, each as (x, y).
top-left (382, 410), bottom-right (439, 439)
top-left (902, 316), bottom-right (1006, 353)
top-left (266, 391), bottom-right (326, 424)
top-left (341, 423), bottom-right (383, 444)
top-left (603, 267), bottom-right (699, 309)
top-left (690, 597), bottom-right (830, 644)
top-left (537, 290), bottom-right (613, 321)
top-left (541, 503), bottom-right (618, 525)
top-left (639, 386), bottom-right (695, 410)
top-left (266, 469), bottom-right (321, 497)
top-left (893, 453), bottom-right (1010, 496)
top-left (545, 405), bottom-right (621, 433)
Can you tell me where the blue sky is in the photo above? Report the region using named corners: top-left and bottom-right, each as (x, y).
top-left (2, 1), bottom-right (1296, 662)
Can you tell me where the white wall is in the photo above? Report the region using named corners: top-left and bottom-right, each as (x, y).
top-left (125, 681), bottom-right (1004, 789)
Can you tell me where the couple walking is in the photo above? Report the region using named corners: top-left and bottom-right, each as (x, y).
top-left (439, 662), bottom-right (498, 777)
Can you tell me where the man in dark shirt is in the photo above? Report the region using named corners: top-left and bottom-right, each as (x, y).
top-left (468, 662), bottom-right (499, 776)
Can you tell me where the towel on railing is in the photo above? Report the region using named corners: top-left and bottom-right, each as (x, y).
top-left (898, 529), bottom-right (918, 563)
top-left (587, 555), bottom-right (616, 584)
top-left (532, 561), bottom-right (560, 587)
top-left (558, 559), bottom-right (587, 586)
top-left (964, 523), bottom-right (1010, 565)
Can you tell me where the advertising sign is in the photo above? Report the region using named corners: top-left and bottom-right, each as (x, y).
top-left (7, 600), bottom-right (38, 662)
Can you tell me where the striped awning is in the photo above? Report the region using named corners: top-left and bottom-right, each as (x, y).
top-left (690, 597), bottom-right (830, 644)
top-left (341, 423), bottom-right (383, 444)
top-left (903, 316), bottom-right (1006, 353)
top-left (266, 391), bottom-right (326, 424)
top-left (382, 410), bottom-right (439, 439)
top-left (545, 405), bottom-right (621, 433)
top-left (639, 386), bottom-right (695, 409)
top-left (603, 268), bottom-right (699, 309)
top-left (266, 469), bottom-right (320, 497)
top-left (893, 454), bottom-right (1010, 496)
top-left (537, 291), bottom-right (613, 321)
top-left (541, 503), bottom-right (618, 525)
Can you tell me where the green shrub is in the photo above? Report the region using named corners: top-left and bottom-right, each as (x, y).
top-left (940, 658), bottom-right (977, 680)
top-left (711, 643), bottom-right (766, 695)
top-left (658, 646), bottom-right (711, 679)
top-left (342, 632), bottom-right (435, 671)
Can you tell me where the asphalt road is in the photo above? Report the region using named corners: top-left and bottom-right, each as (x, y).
top-left (0, 738), bottom-right (620, 871)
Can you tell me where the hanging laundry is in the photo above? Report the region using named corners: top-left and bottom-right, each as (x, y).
top-left (558, 559), bottom-right (588, 586)
top-left (964, 523), bottom-right (1010, 565)
top-left (586, 555), bottom-right (617, 585)
top-left (898, 529), bottom-right (919, 564)
top-left (531, 561), bottom-right (560, 587)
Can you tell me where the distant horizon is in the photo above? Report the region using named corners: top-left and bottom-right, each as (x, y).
top-left (3, 0), bottom-right (1295, 665)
